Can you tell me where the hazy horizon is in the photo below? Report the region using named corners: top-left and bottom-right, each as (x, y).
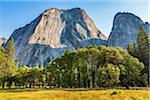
top-left (0, 0), bottom-right (149, 38)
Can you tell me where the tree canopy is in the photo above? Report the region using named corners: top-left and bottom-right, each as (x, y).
top-left (45, 46), bottom-right (144, 88)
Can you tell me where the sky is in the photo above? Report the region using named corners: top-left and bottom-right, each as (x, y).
top-left (0, 0), bottom-right (149, 38)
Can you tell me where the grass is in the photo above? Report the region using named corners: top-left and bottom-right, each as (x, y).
top-left (0, 88), bottom-right (149, 100)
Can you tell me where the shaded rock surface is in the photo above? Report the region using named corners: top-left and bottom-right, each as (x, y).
top-left (80, 39), bottom-right (107, 48)
top-left (8, 8), bottom-right (107, 67)
top-left (144, 22), bottom-right (150, 35)
top-left (108, 12), bottom-right (149, 48)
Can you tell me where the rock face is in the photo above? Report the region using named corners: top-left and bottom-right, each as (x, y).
top-left (80, 39), bottom-right (107, 48)
top-left (144, 22), bottom-right (150, 35)
top-left (108, 12), bottom-right (149, 48)
top-left (0, 38), bottom-right (7, 46)
top-left (8, 8), bottom-right (107, 67)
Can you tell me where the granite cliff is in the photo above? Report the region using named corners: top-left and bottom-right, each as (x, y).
top-left (108, 12), bottom-right (150, 48)
top-left (8, 8), bottom-right (107, 67)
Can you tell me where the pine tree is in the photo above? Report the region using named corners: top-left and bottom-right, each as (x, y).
top-left (1, 38), bottom-right (17, 88)
top-left (0, 46), bottom-right (7, 86)
top-left (137, 26), bottom-right (149, 68)
top-left (127, 25), bottom-right (150, 86)
top-left (137, 26), bottom-right (149, 86)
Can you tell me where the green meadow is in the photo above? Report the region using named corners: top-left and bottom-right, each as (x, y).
top-left (0, 88), bottom-right (149, 100)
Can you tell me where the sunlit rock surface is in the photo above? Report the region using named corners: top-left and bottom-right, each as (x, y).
top-left (8, 8), bottom-right (107, 67)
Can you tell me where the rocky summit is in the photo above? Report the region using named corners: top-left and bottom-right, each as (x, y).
top-left (108, 12), bottom-right (150, 48)
top-left (8, 8), bottom-right (107, 67)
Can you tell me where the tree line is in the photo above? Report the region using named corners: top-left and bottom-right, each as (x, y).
top-left (0, 40), bottom-right (146, 88)
top-left (45, 46), bottom-right (145, 88)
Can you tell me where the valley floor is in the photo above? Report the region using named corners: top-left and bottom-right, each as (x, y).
top-left (0, 88), bottom-right (149, 100)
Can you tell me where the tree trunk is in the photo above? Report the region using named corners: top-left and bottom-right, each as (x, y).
top-left (88, 79), bottom-right (90, 88)
top-left (125, 85), bottom-right (129, 89)
top-left (8, 81), bottom-right (12, 88)
top-left (2, 81), bottom-right (5, 89)
top-left (29, 82), bottom-right (32, 88)
top-left (8, 85), bottom-right (11, 88)
top-left (33, 82), bottom-right (34, 88)
top-left (26, 84), bottom-right (28, 88)
top-left (83, 79), bottom-right (86, 88)
top-left (77, 67), bottom-right (81, 88)
top-left (92, 71), bottom-right (95, 88)
top-left (15, 83), bottom-right (17, 88)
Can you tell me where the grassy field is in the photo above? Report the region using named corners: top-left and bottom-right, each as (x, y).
top-left (0, 88), bottom-right (149, 100)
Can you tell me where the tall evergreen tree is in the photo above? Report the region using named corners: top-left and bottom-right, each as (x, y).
top-left (1, 38), bottom-right (17, 88)
top-left (127, 25), bottom-right (149, 86)
top-left (0, 46), bottom-right (6, 86)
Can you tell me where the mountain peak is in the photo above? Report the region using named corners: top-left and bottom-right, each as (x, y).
top-left (67, 7), bottom-right (84, 12)
top-left (9, 8), bottom-right (106, 67)
top-left (108, 12), bottom-right (145, 48)
top-left (43, 8), bottom-right (61, 14)
top-left (114, 12), bottom-right (142, 22)
top-left (43, 7), bottom-right (84, 15)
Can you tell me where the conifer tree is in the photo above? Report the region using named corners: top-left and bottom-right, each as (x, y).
top-left (127, 25), bottom-right (150, 86)
top-left (1, 38), bottom-right (17, 88)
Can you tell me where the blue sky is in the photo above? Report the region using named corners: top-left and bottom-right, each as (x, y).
top-left (0, 0), bottom-right (149, 38)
